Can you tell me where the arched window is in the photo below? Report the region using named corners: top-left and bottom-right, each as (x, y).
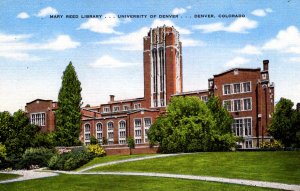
top-left (118, 120), bottom-right (126, 144)
top-left (96, 123), bottom-right (103, 144)
top-left (84, 123), bottom-right (91, 145)
top-left (107, 121), bottom-right (114, 145)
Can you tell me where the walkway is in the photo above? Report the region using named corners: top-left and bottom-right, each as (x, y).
top-left (0, 170), bottom-right (58, 184)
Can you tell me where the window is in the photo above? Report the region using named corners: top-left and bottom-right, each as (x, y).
top-left (245, 140), bottom-right (252, 148)
top-left (223, 85), bottom-right (231, 95)
top-left (96, 123), bottom-right (103, 144)
top-left (243, 82), bottom-right (251, 92)
top-left (123, 105), bottom-right (130, 111)
top-left (243, 98), bottom-right (252, 111)
top-left (134, 103), bottom-right (141, 109)
top-left (233, 100), bottom-right (241, 111)
top-left (84, 123), bottom-right (91, 145)
top-left (134, 119), bottom-right (142, 128)
top-left (107, 122), bottom-right (114, 145)
top-left (134, 118), bottom-right (142, 144)
top-left (244, 118), bottom-right (252, 136)
top-left (232, 119), bottom-right (243, 136)
top-left (153, 99), bottom-right (157, 107)
top-left (113, 106), bottom-right (120, 112)
top-left (232, 118), bottom-right (252, 137)
top-left (135, 139), bottom-right (142, 144)
top-left (31, 113), bottom-right (46, 126)
top-left (223, 100), bottom-right (231, 112)
top-left (160, 99), bottom-right (165, 107)
top-left (233, 84), bottom-right (241, 93)
top-left (144, 118), bottom-right (152, 142)
top-left (103, 107), bottom-right (110, 113)
top-left (201, 96), bottom-right (208, 103)
top-left (118, 121), bottom-right (126, 144)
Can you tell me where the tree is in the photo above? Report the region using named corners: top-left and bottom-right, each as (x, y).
top-left (207, 96), bottom-right (236, 150)
top-left (148, 96), bottom-right (235, 153)
top-left (0, 110), bottom-right (41, 168)
top-left (268, 98), bottom-right (300, 147)
top-left (55, 62), bottom-right (82, 146)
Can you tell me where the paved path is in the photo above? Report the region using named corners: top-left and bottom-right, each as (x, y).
top-left (77, 153), bottom-right (185, 172)
top-left (0, 170), bottom-right (58, 184)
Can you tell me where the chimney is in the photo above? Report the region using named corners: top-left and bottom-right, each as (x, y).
top-left (109, 95), bottom-right (115, 102)
top-left (263, 60), bottom-right (269, 71)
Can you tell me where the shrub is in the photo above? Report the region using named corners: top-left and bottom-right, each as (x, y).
top-left (48, 147), bottom-right (95, 171)
top-left (90, 136), bottom-right (98, 145)
top-left (260, 140), bottom-right (283, 149)
top-left (87, 144), bottom-right (105, 157)
top-left (127, 137), bottom-right (135, 149)
top-left (20, 147), bottom-right (55, 169)
top-left (0, 143), bottom-right (6, 164)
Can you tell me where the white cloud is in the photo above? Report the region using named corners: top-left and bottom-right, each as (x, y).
top-left (263, 26), bottom-right (300, 54)
top-left (236, 45), bottom-right (262, 55)
top-left (251, 8), bottom-right (273, 17)
top-left (186, 5), bottom-right (192, 9)
top-left (251, 9), bottom-right (267, 17)
top-left (193, 18), bottom-right (257, 33)
top-left (0, 33), bottom-right (80, 61)
top-left (97, 19), bottom-right (197, 51)
top-left (17, 12), bottom-right (30, 19)
top-left (289, 57), bottom-right (300, 62)
top-left (41, 35), bottom-right (80, 50)
top-left (79, 13), bottom-right (121, 34)
top-left (172, 7), bottom-right (186, 15)
top-left (224, 57), bottom-right (250, 68)
top-left (89, 55), bottom-right (139, 68)
top-left (226, 18), bottom-right (258, 33)
top-left (193, 22), bottom-right (225, 33)
top-left (37, 7), bottom-right (58, 17)
top-left (98, 27), bottom-right (148, 51)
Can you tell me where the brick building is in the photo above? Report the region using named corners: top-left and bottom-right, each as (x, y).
top-left (25, 26), bottom-right (274, 149)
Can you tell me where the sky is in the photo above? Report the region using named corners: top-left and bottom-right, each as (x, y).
top-left (0, 0), bottom-right (300, 113)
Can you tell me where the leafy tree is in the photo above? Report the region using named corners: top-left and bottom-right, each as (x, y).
top-left (268, 98), bottom-right (300, 147)
top-left (0, 143), bottom-right (6, 164)
top-left (55, 62), bottom-right (82, 146)
top-left (148, 96), bottom-right (235, 153)
top-left (0, 110), bottom-right (41, 168)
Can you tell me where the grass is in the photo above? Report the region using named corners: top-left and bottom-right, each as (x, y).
top-left (76, 154), bottom-right (155, 171)
top-left (89, 151), bottom-right (300, 184)
top-left (0, 173), bottom-right (20, 181)
top-left (0, 174), bottom-right (278, 191)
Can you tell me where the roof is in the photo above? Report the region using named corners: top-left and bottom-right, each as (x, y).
top-left (26, 98), bottom-right (54, 105)
top-left (173, 89), bottom-right (209, 96)
top-left (213, 68), bottom-right (261, 77)
top-left (102, 97), bottom-right (145, 105)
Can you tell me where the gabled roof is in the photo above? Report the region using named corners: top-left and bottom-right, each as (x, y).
top-left (213, 68), bottom-right (261, 77)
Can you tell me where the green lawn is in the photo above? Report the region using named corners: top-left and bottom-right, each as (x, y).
top-left (0, 174), bottom-right (278, 191)
top-left (89, 151), bottom-right (300, 184)
top-left (76, 154), bottom-right (155, 171)
top-left (0, 173), bottom-right (20, 181)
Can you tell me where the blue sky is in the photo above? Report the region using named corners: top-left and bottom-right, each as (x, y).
top-left (1, 0), bottom-right (300, 112)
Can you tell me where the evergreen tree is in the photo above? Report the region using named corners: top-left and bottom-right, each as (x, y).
top-left (55, 62), bottom-right (82, 146)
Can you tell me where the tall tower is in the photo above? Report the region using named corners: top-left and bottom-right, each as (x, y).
top-left (143, 26), bottom-right (183, 108)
